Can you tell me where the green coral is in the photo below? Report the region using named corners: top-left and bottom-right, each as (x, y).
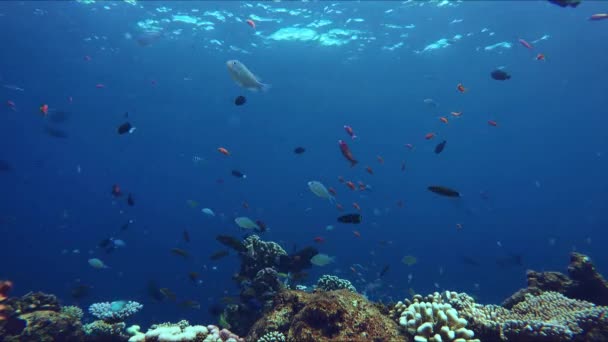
top-left (60, 306), bottom-right (83, 321)
top-left (257, 330), bottom-right (286, 342)
top-left (316, 275), bottom-right (357, 293)
top-left (83, 320), bottom-right (127, 340)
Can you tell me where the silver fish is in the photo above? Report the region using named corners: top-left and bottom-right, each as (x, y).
top-left (226, 60), bottom-right (270, 92)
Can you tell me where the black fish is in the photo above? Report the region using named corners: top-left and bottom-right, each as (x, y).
top-left (231, 170), bottom-right (247, 178)
top-left (117, 122), bottom-right (133, 135)
top-left (548, 0), bottom-right (580, 8)
top-left (216, 235), bottom-right (247, 252)
top-left (337, 213), bottom-right (362, 224)
top-left (147, 281), bottom-right (165, 301)
top-left (379, 264), bottom-right (390, 277)
top-left (255, 220), bottom-right (267, 233)
top-left (210, 250), bottom-right (230, 260)
top-left (491, 69), bottom-right (511, 81)
top-left (44, 126), bottom-right (68, 138)
top-left (434, 140), bottom-right (447, 154)
top-left (127, 193), bottom-right (135, 206)
top-left (428, 185), bottom-right (460, 198)
top-left (120, 221), bottom-right (130, 231)
top-left (294, 147), bottom-right (306, 154)
top-left (234, 95), bottom-right (246, 106)
top-left (277, 246), bottom-right (318, 273)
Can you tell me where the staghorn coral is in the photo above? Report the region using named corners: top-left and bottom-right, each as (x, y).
top-left (316, 275), bottom-right (357, 293)
top-left (247, 289), bottom-right (405, 342)
top-left (89, 300), bottom-right (143, 323)
top-left (257, 330), bottom-right (286, 342)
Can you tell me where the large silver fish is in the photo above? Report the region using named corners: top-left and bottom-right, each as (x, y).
top-left (226, 60), bottom-right (270, 92)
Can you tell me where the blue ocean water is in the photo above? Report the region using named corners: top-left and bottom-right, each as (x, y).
top-left (1, 0), bottom-right (607, 329)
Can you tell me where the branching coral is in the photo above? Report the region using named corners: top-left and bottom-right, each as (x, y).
top-left (316, 275), bottom-right (357, 293)
top-left (128, 320), bottom-right (244, 342)
top-left (89, 300), bottom-right (143, 323)
top-left (257, 330), bottom-right (286, 342)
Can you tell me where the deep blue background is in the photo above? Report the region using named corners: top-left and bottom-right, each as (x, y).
top-left (1, 0), bottom-right (607, 328)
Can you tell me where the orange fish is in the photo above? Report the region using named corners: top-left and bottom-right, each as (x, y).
top-left (425, 132), bottom-right (435, 140)
top-left (353, 231), bottom-right (361, 238)
top-left (246, 19), bottom-right (256, 29)
top-left (313, 236), bottom-right (325, 244)
top-left (357, 181), bottom-right (367, 191)
top-left (366, 166), bottom-right (373, 175)
top-left (328, 187), bottom-right (337, 196)
top-left (536, 53), bottom-right (545, 61)
top-left (451, 111), bottom-right (463, 117)
top-left (39, 104), bottom-right (49, 116)
top-left (439, 117), bottom-right (448, 124)
top-left (353, 202), bottom-right (361, 211)
top-left (336, 203), bottom-right (344, 211)
top-left (346, 181), bottom-right (356, 190)
top-left (405, 143), bottom-right (414, 150)
top-left (488, 120), bottom-right (498, 127)
top-left (457, 83), bottom-right (467, 93)
top-left (217, 147), bottom-right (230, 156)
top-left (377, 156), bottom-right (384, 164)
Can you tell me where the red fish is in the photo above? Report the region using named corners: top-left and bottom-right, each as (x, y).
top-left (328, 187), bottom-right (337, 196)
top-left (357, 181), bottom-right (367, 191)
top-left (519, 38), bottom-right (533, 49)
top-left (366, 166), bottom-right (373, 175)
top-left (353, 231), bottom-right (361, 238)
top-left (425, 132), bottom-right (435, 140)
top-left (346, 181), bottom-right (356, 190)
top-left (246, 19), bottom-right (256, 29)
top-left (439, 117), bottom-right (448, 124)
top-left (313, 236), bottom-right (325, 244)
top-left (488, 120), bottom-right (498, 127)
top-left (39, 104), bottom-right (49, 116)
top-left (111, 184), bottom-right (122, 197)
top-left (336, 203), bottom-right (344, 211)
top-left (536, 53), bottom-right (545, 61)
top-left (377, 155), bottom-right (384, 164)
top-left (353, 202), bottom-right (361, 211)
top-left (95, 83), bottom-right (105, 89)
top-left (6, 101), bottom-right (16, 112)
top-left (344, 125), bottom-right (357, 139)
top-left (218, 147), bottom-right (230, 156)
top-left (590, 13), bottom-right (608, 21)
top-left (338, 140), bottom-right (358, 166)
top-left (457, 83), bottom-right (467, 93)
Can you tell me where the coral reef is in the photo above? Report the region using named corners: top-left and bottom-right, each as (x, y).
top-left (257, 330), bottom-right (286, 342)
top-left (504, 252), bottom-right (608, 307)
top-left (394, 290), bottom-right (608, 342)
top-left (128, 320), bottom-right (244, 342)
top-left (84, 320), bottom-right (128, 341)
top-left (62, 305), bottom-right (84, 321)
top-left (0, 291), bottom-right (84, 341)
top-left (247, 289), bottom-right (404, 342)
top-left (241, 235), bottom-right (287, 278)
top-left (316, 275), bottom-right (357, 293)
top-left (89, 300), bottom-right (143, 323)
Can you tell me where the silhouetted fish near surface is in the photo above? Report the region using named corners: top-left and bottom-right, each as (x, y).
top-left (294, 147), bottom-right (306, 154)
top-left (491, 69), bottom-right (511, 81)
top-left (434, 140), bottom-right (447, 154)
top-left (428, 185), bottom-right (460, 198)
top-left (337, 213), bottom-right (362, 224)
top-left (234, 95), bottom-right (246, 106)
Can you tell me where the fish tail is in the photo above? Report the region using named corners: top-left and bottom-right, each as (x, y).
top-left (259, 82), bottom-right (271, 92)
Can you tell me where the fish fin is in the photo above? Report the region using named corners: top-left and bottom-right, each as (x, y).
top-left (259, 82), bottom-right (271, 92)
